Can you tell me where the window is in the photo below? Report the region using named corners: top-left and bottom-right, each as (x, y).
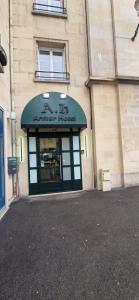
top-left (34, 0), bottom-right (66, 14)
top-left (0, 46), bottom-right (7, 73)
top-left (0, 62), bottom-right (4, 73)
top-left (36, 46), bottom-right (70, 82)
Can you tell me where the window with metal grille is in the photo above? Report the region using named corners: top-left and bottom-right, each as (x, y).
top-left (33, 0), bottom-right (66, 14)
top-left (36, 46), bottom-right (70, 81)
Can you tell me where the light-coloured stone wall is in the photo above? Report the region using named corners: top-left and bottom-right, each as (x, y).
top-left (0, 0), bottom-right (13, 213)
top-left (113, 0), bottom-right (139, 77)
top-left (118, 84), bottom-right (139, 186)
top-left (92, 84), bottom-right (122, 189)
top-left (87, 0), bottom-right (139, 78)
top-left (87, 0), bottom-right (139, 189)
top-left (0, 0), bottom-right (10, 109)
top-left (11, 0), bottom-right (139, 193)
top-left (86, 0), bottom-right (115, 77)
top-left (12, 0), bottom-right (94, 195)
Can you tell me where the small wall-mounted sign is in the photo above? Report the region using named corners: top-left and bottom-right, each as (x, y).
top-left (8, 157), bottom-right (19, 175)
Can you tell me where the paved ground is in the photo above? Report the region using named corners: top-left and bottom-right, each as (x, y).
top-left (0, 188), bottom-right (139, 300)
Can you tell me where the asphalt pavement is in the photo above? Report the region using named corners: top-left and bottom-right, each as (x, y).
top-left (0, 188), bottom-right (139, 300)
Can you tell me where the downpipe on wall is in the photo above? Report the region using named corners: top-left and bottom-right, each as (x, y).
top-left (84, 0), bottom-right (97, 189)
top-left (110, 0), bottom-right (125, 187)
top-left (9, 0), bottom-right (19, 198)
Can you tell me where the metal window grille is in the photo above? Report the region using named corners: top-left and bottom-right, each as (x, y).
top-left (35, 70), bottom-right (70, 81)
top-left (33, 1), bottom-right (66, 14)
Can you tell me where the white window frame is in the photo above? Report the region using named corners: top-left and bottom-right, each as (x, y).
top-left (38, 46), bottom-right (66, 80)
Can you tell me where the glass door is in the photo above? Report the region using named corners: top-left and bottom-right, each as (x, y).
top-left (28, 137), bottom-right (38, 195)
top-left (61, 135), bottom-right (82, 191)
top-left (39, 137), bottom-right (62, 193)
top-left (40, 137), bottom-right (60, 182)
top-left (72, 135), bottom-right (82, 190)
top-left (61, 136), bottom-right (73, 191)
top-left (28, 132), bottom-right (82, 195)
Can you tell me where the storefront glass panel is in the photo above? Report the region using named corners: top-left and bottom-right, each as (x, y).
top-left (39, 137), bottom-right (60, 183)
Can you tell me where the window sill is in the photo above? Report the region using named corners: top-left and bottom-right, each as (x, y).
top-left (32, 9), bottom-right (67, 19)
top-left (34, 78), bottom-right (70, 84)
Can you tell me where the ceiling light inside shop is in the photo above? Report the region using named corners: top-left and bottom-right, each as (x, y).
top-left (43, 93), bottom-right (50, 99)
top-left (60, 94), bottom-right (66, 99)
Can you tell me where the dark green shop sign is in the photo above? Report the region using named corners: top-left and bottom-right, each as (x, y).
top-left (21, 92), bottom-right (87, 128)
top-left (33, 103), bottom-right (76, 123)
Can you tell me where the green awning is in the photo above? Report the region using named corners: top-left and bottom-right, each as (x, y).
top-left (21, 92), bottom-right (87, 129)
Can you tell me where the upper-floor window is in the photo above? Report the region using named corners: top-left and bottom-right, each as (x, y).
top-left (39, 48), bottom-right (64, 78)
top-left (0, 45), bottom-right (7, 73)
top-left (35, 44), bottom-right (70, 82)
top-left (33, 0), bottom-right (67, 15)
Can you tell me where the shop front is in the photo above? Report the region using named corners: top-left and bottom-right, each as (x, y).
top-left (0, 109), bottom-right (5, 208)
top-left (21, 92), bottom-right (87, 195)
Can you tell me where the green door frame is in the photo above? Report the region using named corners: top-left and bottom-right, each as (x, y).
top-left (27, 130), bottom-right (82, 195)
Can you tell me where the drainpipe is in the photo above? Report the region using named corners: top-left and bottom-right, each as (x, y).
top-left (84, 0), bottom-right (97, 188)
top-left (84, 0), bottom-right (92, 126)
top-left (110, 0), bottom-right (118, 76)
top-left (8, 0), bottom-right (13, 145)
top-left (110, 0), bottom-right (125, 187)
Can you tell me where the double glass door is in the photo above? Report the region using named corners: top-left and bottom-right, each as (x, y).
top-left (28, 133), bottom-right (82, 195)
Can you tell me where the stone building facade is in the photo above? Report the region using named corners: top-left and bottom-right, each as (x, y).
top-left (0, 0), bottom-right (13, 219)
top-left (86, 0), bottom-right (139, 189)
top-left (1, 0), bottom-right (139, 208)
top-left (12, 0), bottom-right (94, 196)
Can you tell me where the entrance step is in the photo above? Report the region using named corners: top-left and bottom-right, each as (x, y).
top-left (29, 190), bottom-right (84, 202)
